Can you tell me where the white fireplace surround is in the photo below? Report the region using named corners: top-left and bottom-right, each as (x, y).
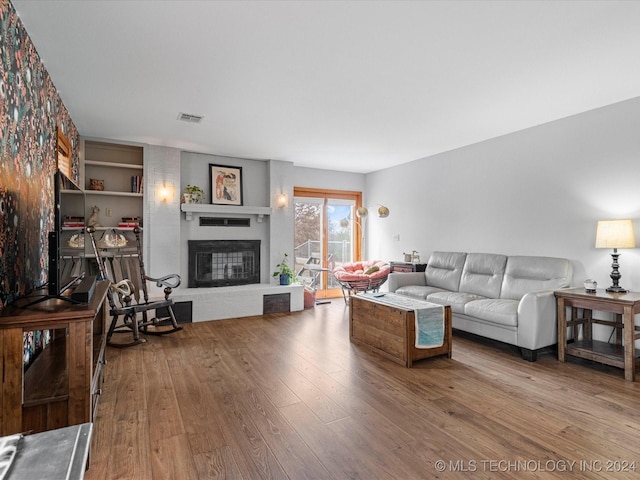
top-left (144, 149), bottom-right (303, 321)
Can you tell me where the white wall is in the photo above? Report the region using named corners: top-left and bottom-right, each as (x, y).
top-left (145, 145), bottom-right (181, 282)
top-left (293, 167), bottom-right (365, 193)
top-left (366, 97), bottom-right (640, 294)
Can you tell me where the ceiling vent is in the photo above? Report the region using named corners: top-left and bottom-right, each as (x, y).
top-left (177, 112), bottom-right (204, 123)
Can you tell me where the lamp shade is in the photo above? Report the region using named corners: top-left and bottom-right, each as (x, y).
top-left (595, 219), bottom-right (636, 249)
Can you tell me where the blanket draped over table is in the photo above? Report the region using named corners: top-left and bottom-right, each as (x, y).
top-left (360, 293), bottom-right (445, 348)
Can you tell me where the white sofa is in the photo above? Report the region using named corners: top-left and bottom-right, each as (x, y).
top-left (387, 252), bottom-right (573, 361)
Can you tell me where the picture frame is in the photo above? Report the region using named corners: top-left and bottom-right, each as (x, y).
top-left (209, 164), bottom-right (243, 206)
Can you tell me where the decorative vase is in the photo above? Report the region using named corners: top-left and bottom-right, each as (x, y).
top-left (182, 193), bottom-right (193, 204)
top-left (279, 274), bottom-right (291, 285)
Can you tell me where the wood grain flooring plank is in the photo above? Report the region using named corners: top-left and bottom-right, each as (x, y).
top-left (233, 348), bottom-right (302, 408)
top-left (275, 361), bottom-right (350, 425)
top-left (287, 352), bottom-right (415, 450)
top-left (104, 409), bottom-right (153, 480)
top-left (279, 400), bottom-right (394, 480)
top-left (192, 445), bottom-right (245, 480)
top-left (143, 342), bottom-right (186, 441)
top-left (150, 433), bottom-right (200, 480)
top-left (326, 415), bottom-right (436, 480)
top-left (166, 362), bottom-right (228, 454)
top-left (218, 392), bottom-right (290, 480)
top-left (236, 388), bottom-right (333, 479)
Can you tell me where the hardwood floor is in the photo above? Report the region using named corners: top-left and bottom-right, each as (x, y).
top-left (86, 301), bottom-right (640, 479)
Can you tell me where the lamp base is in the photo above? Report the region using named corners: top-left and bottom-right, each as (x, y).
top-left (606, 285), bottom-right (628, 294)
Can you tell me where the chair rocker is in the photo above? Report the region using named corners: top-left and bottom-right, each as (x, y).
top-left (87, 226), bottom-right (183, 347)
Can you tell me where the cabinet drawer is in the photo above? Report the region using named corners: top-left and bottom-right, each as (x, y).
top-left (393, 265), bottom-right (414, 272)
top-left (390, 262), bottom-right (427, 273)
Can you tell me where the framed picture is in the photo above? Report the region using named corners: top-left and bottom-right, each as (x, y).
top-left (209, 164), bottom-right (243, 206)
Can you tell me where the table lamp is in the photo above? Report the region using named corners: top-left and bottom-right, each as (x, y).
top-left (595, 219), bottom-right (636, 293)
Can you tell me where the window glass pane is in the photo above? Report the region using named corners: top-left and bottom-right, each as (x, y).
top-left (294, 198), bottom-right (322, 279)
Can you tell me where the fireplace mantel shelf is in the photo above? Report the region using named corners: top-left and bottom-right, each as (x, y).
top-left (181, 204), bottom-right (272, 222)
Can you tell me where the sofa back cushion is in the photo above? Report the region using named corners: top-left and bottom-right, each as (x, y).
top-left (459, 253), bottom-right (507, 298)
top-left (425, 252), bottom-right (467, 292)
top-left (500, 256), bottom-right (573, 300)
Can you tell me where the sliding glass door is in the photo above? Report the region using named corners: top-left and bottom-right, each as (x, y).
top-left (294, 188), bottom-right (363, 299)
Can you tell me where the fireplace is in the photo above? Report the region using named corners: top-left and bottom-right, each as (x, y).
top-left (188, 240), bottom-right (260, 287)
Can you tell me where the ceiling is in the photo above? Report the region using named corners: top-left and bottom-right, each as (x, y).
top-left (12, 0), bottom-right (640, 174)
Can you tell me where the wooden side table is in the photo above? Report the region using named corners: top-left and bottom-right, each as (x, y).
top-left (555, 287), bottom-right (640, 381)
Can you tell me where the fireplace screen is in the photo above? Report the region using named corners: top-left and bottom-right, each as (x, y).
top-left (188, 240), bottom-right (260, 287)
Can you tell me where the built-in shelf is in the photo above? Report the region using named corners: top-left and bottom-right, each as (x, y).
top-left (85, 160), bottom-right (143, 170)
top-left (181, 204), bottom-right (272, 222)
top-left (84, 190), bottom-right (143, 197)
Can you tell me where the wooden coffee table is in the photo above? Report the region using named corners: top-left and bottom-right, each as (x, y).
top-left (349, 293), bottom-right (452, 367)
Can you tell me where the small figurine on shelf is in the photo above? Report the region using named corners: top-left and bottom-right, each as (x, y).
top-left (87, 205), bottom-right (102, 227)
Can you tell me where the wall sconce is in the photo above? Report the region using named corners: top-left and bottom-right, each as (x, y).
top-left (595, 219), bottom-right (636, 293)
top-left (377, 205), bottom-right (390, 218)
top-left (354, 205), bottom-right (390, 218)
top-left (356, 206), bottom-right (368, 218)
top-left (276, 192), bottom-right (288, 208)
top-left (158, 184), bottom-right (172, 203)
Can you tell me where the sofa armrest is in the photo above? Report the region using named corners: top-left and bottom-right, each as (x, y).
top-left (516, 290), bottom-right (558, 350)
top-left (387, 272), bottom-right (426, 292)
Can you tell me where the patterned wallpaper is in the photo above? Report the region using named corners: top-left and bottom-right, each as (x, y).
top-left (0, 0), bottom-right (79, 309)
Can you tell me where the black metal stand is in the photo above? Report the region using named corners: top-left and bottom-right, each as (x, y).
top-left (606, 248), bottom-right (628, 293)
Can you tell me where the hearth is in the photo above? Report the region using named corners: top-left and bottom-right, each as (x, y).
top-left (188, 240), bottom-right (260, 287)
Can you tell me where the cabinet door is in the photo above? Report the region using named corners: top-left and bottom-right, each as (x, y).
top-left (1, 329), bottom-right (25, 435)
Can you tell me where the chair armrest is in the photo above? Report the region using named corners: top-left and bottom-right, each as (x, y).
top-left (387, 272), bottom-right (427, 292)
top-left (517, 290), bottom-right (557, 350)
top-left (145, 273), bottom-right (181, 289)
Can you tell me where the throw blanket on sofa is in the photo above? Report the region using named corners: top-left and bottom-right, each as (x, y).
top-left (360, 292), bottom-right (445, 348)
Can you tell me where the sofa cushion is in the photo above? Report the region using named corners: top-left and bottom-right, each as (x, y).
top-left (395, 285), bottom-right (446, 300)
top-left (427, 291), bottom-right (486, 314)
top-left (464, 298), bottom-right (519, 327)
top-left (458, 253), bottom-right (507, 298)
top-left (425, 252), bottom-right (467, 292)
top-left (500, 256), bottom-right (573, 300)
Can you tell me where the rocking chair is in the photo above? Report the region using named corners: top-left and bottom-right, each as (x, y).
top-left (87, 226), bottom-right (183, 347)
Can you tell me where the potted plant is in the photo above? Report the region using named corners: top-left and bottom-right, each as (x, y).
top-left (183, 184), bottom-right (205, 204)
top-left (273, 253), bottom-right (295, 285)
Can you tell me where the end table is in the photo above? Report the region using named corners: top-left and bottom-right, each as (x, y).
top-left (555, 288), bottom-right (640, 381)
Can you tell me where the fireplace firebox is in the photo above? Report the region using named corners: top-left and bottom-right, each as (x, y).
top-left (188, 240), bottom-right (260, 287)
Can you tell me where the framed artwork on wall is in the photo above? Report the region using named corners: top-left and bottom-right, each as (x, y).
top-left (209, 164), bottom-right (243, 206)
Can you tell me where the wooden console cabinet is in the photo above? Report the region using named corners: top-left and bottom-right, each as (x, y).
top-left (0, 282), bottom-right (109, 435)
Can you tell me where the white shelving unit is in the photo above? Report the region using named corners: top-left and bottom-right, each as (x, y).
top-left (83, 140), bottom-right (144, 229)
